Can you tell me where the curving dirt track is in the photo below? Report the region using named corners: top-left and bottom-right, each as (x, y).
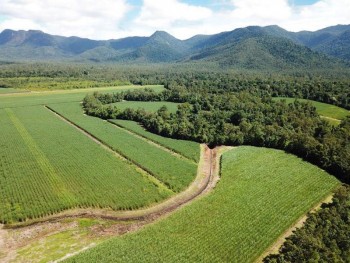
top-left (0, 144), bottom-right (229, 262)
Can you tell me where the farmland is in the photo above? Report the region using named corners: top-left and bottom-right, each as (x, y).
top-left (110, 119), bottom-right (200, 162)
top-left (0, 88), bottom-right (28, 94)
top-left (47, 102), bottom-right (198, 192)
top-left (0, 85), bottom-right (164, 109)
top-left (65, 147), bottom-right (339, 263)
top-left (273, 97), bottom-right (350, 125)
top-left (0, 105), bottom-right (171, 224)
top-left (0, 77), bottom-right (347, 263)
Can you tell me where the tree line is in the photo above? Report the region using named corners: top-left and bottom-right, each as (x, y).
top-left (83, 88), bottom-right (350, 183)
top-left (1, 63), bottom-right (350, 109)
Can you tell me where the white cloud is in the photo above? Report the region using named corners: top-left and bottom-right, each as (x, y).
top-left (0, 0), bottom-right (349, 40)
top-left (131, 0), bottom-right (213, 38)
top-left (230, 0), bottom-right (292, 22)
top-left (166, 0), bottom-right (350, 39)
top-left (0, 0), bottom-right (131, 39)
top-left (133, 0), bottom-right (212, 33)
top-left (282, 0), bottom-right (350, 31)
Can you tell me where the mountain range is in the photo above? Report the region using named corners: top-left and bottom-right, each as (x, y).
top-left (0, 24), bottom-right (349, 70)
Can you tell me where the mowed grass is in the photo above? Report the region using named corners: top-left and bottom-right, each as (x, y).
top-left (66, 147), bottom-right (339, 263)
top-left (274, 97), bottom-right (350, 122)
top-left (110, 119), bottom-right (200, 162)
top-left (48, 102), bottom-right (197, 192)
top-left (0, 85), bottom-right (164, 109)
top-left (110, 101), bottom-right (179, 113)
top-left (0, 106), bottom-right (170, 224)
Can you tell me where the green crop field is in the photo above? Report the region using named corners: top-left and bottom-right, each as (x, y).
top-left (273, 97), bottom-right (350, 124)
top-left (0, 85), bottom-right (164, 109)
top-left (65, 147), bottom-right (339, 263)
top-left (0, 88), bottom-right (28, 94)
top-left (109, 119), bottom-right (200, 162)
top-left (0, 106), bottom-right (170, 224)
top-left (48, 102), bottom-right (198, 192)
top-left (109, 101), bottom-right (180, 113)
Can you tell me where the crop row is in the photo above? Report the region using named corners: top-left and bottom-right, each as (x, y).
top-left (48, 102), bottom-right (197, 192)
top-left (65, 147), bottom-right (339, 263)
top-left (109, 119), bottom-right (200, 162)
top-left (0, 106), bottom-right (169, 223)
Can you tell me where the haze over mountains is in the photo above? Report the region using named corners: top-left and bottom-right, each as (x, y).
top-left (0, 24), bottom-right (349, 70)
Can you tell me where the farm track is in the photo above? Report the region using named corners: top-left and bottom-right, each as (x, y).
top-left (0, 143), bottom-right (226, 263)
top-left (5, 144), bottom-right (221, 226)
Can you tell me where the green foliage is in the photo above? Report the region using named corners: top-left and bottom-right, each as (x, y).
top-left (274, 97), bottom-right (350, 121)
top-left (48, 102), bottom-right (197, 192)
top-left (264, 185), bottom-right (350, 263)
top-left (83, 89), bottom-right (350, 183)
top-left (0, 106), bottom-right (169, 224)
top-left (109, 101), bottom-right (179, 113)
top-left (65, 147), bottom-right (339, 263)
top-left (110, 119), bottom-right (200, 162)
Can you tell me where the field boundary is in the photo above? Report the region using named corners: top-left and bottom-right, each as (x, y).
top-left (45, 106), bottom-right (174, 193)
top-left (4, 144), bottom-right (226, 230)
top-left (45, 105), bottom-right (173, 193)
top-left (107, 120), bottom-right (197, 164)
top-left (255, 190), bottom-right (337, 263)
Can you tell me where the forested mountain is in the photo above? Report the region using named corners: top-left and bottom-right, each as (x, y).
top-left (286, 24), bottom-right (350, 61)
top-left (0, 25), bottom-right (349, 69)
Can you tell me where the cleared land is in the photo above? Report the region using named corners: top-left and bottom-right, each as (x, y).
top-left (274, 97), bottom-right (349, 125)
top-left (109, 101), bottom-right (179, 113)
top-left (0, 106), bottom-right (170, 224)
top-left (110, 119), bottom-right (199, 162)
top-left (65, 147), bottom-right (339, 263)
top-left (48, 102), bottom-right (197, 192)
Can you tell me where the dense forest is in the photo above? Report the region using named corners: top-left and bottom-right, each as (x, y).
top-left (1, 63), bottom-right (350, 109)
top-left (264, 185), bottom-right (350, 263)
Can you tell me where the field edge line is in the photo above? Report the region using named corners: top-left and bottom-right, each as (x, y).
top-left (44, 105), bottom-right (174, 194)
top-left (254, 185), bottom-right (340, 263)
top-left (107, 119), bottom-right (197, 164)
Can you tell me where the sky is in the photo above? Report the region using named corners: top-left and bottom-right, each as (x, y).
top-left (0, 0), bottom-right (349, 40)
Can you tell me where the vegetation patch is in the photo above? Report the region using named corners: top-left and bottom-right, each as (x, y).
top-left (264, 185), bottom-right (350, 263)
top-left (110, 119), bottom-right (199, 162)
top-left (0, 106), bottom-right (169, 224)
top-left (48, 102), bottom-right (198, 192)
top-left (0, 85), bottom-right (161, 109)
top-left (273, 97), bottom-right (350, 122)
top-left (83, 88), bottom-right (350, 183)
top-left (65, 147), bottom-right (339, 263)
top-left (109, 101), bottom-right (179, 113)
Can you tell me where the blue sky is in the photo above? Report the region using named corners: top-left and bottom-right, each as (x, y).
top-left (0, 0), bottom-right (349, 39)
